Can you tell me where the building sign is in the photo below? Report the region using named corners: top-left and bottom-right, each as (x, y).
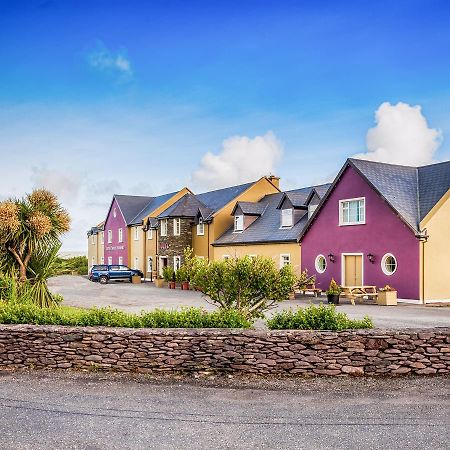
top-left (105, 245), bottom-right (125, 251)
top-left (160, 243), bottom-right (170, 251)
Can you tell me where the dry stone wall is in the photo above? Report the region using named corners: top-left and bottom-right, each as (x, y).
top-left (0, 325), bottom-right (449, 376)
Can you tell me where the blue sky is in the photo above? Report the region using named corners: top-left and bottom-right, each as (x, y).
top-left (1, 0), bottom-right (450, 250)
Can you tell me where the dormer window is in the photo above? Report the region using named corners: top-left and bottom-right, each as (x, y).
top-left (234, 215), bottom-right (244, 232)
top-left (281, 209), bottom-right (293, 227)
top-left (308, 204), bottom-right (318, 219)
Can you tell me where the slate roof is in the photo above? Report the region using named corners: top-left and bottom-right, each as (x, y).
top-left (157, 193), bottom-right (213, 219)
top-left (213, 185), bottom-right (330, 246)
top-left (233, 201), bottom-right (266, 216)
top-left (299, 158), bottom-right (450, 239)
top-left (196, 181), bottom-right (255, 218)
top-left (128, 191), bottom-right (179, 225)
top-left (114, 195), bottom-right (154, 225)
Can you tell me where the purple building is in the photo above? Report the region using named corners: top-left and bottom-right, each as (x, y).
top-left (299, 159), bottom-right (450, 300)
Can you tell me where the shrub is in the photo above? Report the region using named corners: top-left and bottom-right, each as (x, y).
top-left (267, 304), bottom-right (373, 330)
top-left (192, 255), bottom-right (297, 319)
top-left (162, 266), bottom-right (174, 282)
top-left (296, 269), bottom-right (315, 290)
top-left (326, 278), bottom-right (342, 296)
top-left (53, 256), bottom-right (88, 275)
top-left (0, 303), bottom-right (251, 329)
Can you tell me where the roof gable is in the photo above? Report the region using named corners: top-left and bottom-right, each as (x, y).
top-left (113, 195), bottom-right (154, 226)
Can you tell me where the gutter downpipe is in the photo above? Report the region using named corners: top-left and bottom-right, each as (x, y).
top-left (417, 229), bottom-right (428, 304)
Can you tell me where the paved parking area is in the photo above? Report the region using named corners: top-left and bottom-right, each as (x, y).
top-left (49, 275), bottom-right (450, 329)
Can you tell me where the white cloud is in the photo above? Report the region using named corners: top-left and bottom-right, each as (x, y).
top-left (88, 42), bottom-right (133, 80)
top-left (191, 131), bottom-right (283, 190)
top-left (353, 102), bottom-right (442, 166)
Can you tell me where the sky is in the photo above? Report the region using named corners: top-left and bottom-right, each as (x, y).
top-left (1, 0), bottom-right (450, 252)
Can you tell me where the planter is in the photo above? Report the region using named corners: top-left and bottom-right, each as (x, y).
top-left (181, 281), bottom-right (190, 291)
top-left (154, 279), bottom-right (165, 288)
top-left (131, 275), bottom-right (141, 284)
top-left (377, 290), bottom-right (397, 306)
top-left (168, 281), bottom-right (176, 289)
top-left (327, 294), bottom-right (340, 305)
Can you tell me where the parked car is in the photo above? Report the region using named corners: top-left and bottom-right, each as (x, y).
top-left (89, 265), bottom-right (144, 284)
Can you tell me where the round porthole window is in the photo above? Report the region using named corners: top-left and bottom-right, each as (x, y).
top-left (315, 254), bottom-right (327, 273)
top-left (381, 253), bottom-right (397, 275)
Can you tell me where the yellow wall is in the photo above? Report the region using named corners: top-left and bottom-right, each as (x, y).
top-left (87, 230), bottom-right (104, 268)
top-left (213, 242), bottom-right (302, 274)
top-left (144, 229), bottom-right (157, 279)
top-left (421, 190), bottom-right (450, 301)
top-left (129, 226), bottom-right (145, 272)
top-left (191, 223), bottom-right (211, 259)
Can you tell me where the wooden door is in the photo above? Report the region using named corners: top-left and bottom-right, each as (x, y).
top-left (344, 255), bottom-right (362, 286)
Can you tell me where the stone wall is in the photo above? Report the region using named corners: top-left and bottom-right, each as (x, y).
top-left (0, 325), bottom-right (449, 376)
top-left (158, 218), bottom-right (192, 269)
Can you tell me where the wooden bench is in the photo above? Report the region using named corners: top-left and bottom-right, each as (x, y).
top-left (341, 286), bottom-right (378, 305)
top-left (299, 284), bottom-right (322, 298)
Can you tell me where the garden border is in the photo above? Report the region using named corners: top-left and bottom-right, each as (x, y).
top-left (0, 325), bottom-right (449, 376)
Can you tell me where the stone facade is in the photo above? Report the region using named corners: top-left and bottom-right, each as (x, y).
top-left (158, 218), bottom-right (193, 269)
top-left (0, 325), bottom-right (449, 376)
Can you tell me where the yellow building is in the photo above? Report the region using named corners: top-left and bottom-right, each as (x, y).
top-left (86, 222), bottom-right (104, 269)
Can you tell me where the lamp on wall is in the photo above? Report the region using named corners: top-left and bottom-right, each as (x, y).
top-left (367, 253), bottom-right (375, 264)
top-left (327, 253), bottom-right (335, 263)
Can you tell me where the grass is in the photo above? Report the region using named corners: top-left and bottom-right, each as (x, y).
top-left (0, 302), bottom-right (252, 329)
top-left (267, 304), bottom-right (373, 330)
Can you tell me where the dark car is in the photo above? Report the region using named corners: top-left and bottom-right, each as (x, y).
top-left (89, 265), bottom-right (144, 284)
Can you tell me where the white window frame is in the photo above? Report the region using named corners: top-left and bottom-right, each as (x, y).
top-left (281, 208), bottom-right (293, 228)
top-left (147, 256), bottom-right (153, 273)
top-left (91, 235), bottom-right (95, 245)
top-left (339, 197), bottom-right (366, 226)
top-left (108, 256), bottom-right (113, 265)
top-left (113, 208), bottom-right (117, 218)
top-left (147, 228), bottom-right (153, 240)
top-left (223, 255), bottom-right (230, 260)
top-left (197, 218), bottom-right (205, 236)
top-left (381, 253), bottom-right (397, 276)
top-left (160, 219), bottom-right (168, 237)
top-left (308, 204), bottom-right (318, 219)
top-left (118, 228), bottom-right (123, 243)
top-left (100, 257), bottom-right (104, 264)
top-left (134, 227), bottom-right (139, 241)
top-left (315, 254), bottom-right (327, 273)
top-left (107, 230), bottom-right (112, 243)
top-left (173, 218), bottom-right (181, 236)
top-left (173, 256), bottom-right (181, 272)
top-left (118, 256), bottom-right (123, 265)
top-left (134, 257), bottom-right (139, 270)
top-left (100, 232), bottom-right (104, 244)
top-left (280, 254), bottom-right (291, 268)
top-left (91, 256), bottom-right (95, 267)
top-left (234, 215), bottom-right (244, 232)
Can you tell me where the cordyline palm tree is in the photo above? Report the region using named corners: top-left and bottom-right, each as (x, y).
top-left (0, 189), bottom-right (70, 283)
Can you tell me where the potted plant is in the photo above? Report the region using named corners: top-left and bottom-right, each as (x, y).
top-left (154, 277), bottom-right (165, 288)
top-left (377, 285), bottom-right (397, 306)
top-left (326, 278), bottom-right (342, 305)
top-left (176, 266), bottom-right (189, 290)
top-left (162, 266), bottom-right (175, 288)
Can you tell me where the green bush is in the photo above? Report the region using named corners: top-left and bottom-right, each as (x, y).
top-left (267, 304), bottom-right (373, 330)
top-left (53, 256), bottom-right (88, 275)
top-left (0, 303), bottom-right (251, 329)
top-left (162, 266), bottom-right (175, 282)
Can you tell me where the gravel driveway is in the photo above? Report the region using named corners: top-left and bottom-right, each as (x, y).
top-left (49, 275), bottom-right (450, 329)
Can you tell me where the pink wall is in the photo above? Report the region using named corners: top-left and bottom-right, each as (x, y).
top-left (301, 166), bottom-right (420, 299)
top-left (104, 198), bottom-right (129, 266)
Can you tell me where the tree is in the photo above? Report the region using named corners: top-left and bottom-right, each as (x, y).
top-left (192, 255), bottom-right (297, 319)
top-left (0, 189), bottom-right (70, 282)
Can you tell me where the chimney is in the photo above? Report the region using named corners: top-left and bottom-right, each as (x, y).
top-left (267, 175), bottom-right (280, 189)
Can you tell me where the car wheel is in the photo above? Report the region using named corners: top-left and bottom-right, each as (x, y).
top-left (99, 276), bottom-right (108, 285)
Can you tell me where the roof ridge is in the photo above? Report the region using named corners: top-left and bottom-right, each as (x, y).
top-left (418, 159), bottom-right (450, 168)
top-left (196, 180), bottom-right (255, 196)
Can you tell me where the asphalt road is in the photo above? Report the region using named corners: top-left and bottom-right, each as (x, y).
top-left (0, 371), bottom-right (449, 449)
top-left (49, 275), bottom-right (450, 328)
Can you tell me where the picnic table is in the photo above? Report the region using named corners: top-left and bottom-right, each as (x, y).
top-left (298, 283), bottom-right (322, 298)
top-left (341, 286), bottom-right (378, 305)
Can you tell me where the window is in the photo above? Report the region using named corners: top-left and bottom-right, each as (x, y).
top-left (107, 230), bottom-right (112, 243)
top-left (113, 208), bottom-right (117, 218)
top-left (147, 229), bottom-right (153, 240)
top-left (197, 218), bottom-right (205, 236)
top-left (100, 232), bottom-right (104, 244)
top-left (91, 235), bottom-right (95, 245)
top-left (118, 256), bottom-right (123, 265)
top-left (100, 257), bottom-right (104, 264)
top-left (108, 256), bottom-right (113, 265)
top-left (281, 209), bottom-right (293, 227)
top-left (134, 227), bottom-right (139, 241)
top-left (381, 253), bottom-right (397, 275)
top-left (315, 254), bottom-right (327, 273)
top-left (160, 219), bottom-right (168, 236)
top-left (308, 204), bottom-right (318, 219)
top-left (234, 215), bottom-right (243, 231)
top-left (223, 255), bottom-right (230, 260)
top-left (118, 228), bottom-right (123, 243)
top-left (248, 254), bottom-right (257, 260)
top-left (174, 256), bottom-right (181, 271)
top-left (173, 218), bottom-right (181, 236)
top-left (339, 198), bottom-right (365, 225)
top-left (134, 257), bottom-right (139, 270)
top-left (280, 254), bottom-right (291, 268)
top-left (91, 256), bottom-right (95, 267)
top-left (147, 256), bottom-right (153, 273)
